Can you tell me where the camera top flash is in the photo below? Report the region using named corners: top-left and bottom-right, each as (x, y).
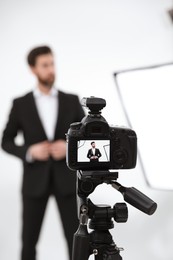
top-left (81, 97), bottom-right (106, 114)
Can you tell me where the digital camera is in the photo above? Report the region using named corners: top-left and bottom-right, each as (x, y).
top-left (66, 97), bottom-right (137, 171)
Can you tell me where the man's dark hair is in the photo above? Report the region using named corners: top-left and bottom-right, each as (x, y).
top-left (27, 46), bottom-right (53, 66)
top-left (91, 141), bottom-right (95, 145)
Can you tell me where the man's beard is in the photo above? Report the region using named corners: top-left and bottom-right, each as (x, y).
top-left (38, 74), bottom-right (55, 88)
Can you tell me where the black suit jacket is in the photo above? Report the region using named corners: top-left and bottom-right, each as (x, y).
top-left (1, 90), bottom-right (85, 197)
top-left (87, 148), bottom-right (102, 161)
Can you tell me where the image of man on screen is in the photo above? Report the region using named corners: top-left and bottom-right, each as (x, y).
top-left (87, 141), bottom-right (102, 162)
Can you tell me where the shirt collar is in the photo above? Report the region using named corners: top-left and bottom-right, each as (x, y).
top-left (33, 86), bottom-right (58, 98)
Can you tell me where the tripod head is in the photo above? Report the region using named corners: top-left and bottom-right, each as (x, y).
top-left (72, 170), bottom-right (157, 260)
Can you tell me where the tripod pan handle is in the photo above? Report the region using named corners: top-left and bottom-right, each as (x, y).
top-left (123, 187), bottom-right (157, 215)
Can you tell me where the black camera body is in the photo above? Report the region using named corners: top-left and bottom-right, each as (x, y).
top-left (66, 97), bottom-right (137, 171)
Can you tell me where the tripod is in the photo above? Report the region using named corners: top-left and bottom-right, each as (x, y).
top-left (72, 170), bottom-right (157, 260)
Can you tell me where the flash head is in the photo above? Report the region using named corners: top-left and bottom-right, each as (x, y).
top-left (81, 97), bottom-right (106, 114)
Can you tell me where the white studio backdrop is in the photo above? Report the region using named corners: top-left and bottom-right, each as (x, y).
top-left (0, 0), bottom-right (173, 260)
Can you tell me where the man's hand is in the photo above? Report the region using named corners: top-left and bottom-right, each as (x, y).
top-left (91, 156), bottom-right (98, 159)
top-left (28, 141), bottom-right (51, 161)
top-left (49, 139), bottom-right (66, 160)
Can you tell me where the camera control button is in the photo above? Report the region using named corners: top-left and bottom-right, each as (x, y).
top-left (70, 122), bottom-right (82, 130)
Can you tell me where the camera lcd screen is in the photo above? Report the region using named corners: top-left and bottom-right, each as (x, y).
top-left (77, 140), bottom-right (110, 162)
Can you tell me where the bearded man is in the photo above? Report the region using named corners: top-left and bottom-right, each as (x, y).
top-left (1, 46), bottom-right (85, 260)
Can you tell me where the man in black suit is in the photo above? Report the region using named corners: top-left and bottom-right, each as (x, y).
top-left (1, 46), bottom-right (85, 260)
top-left (87, 141), bottom-right (102, 162)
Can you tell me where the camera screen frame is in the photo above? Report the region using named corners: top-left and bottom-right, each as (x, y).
top-left (67, 137), bottom-right (112, 170)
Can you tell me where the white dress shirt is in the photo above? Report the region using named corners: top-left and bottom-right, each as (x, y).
top-left (92, 148), bottom-right (95, 155)
top-left (26, 87), bottom-right (58, 162)
top-left (33, 87), bottom-right (58, 141)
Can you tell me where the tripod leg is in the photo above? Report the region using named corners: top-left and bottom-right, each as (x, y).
top-left (72, 224), bottom-right (90, 260)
